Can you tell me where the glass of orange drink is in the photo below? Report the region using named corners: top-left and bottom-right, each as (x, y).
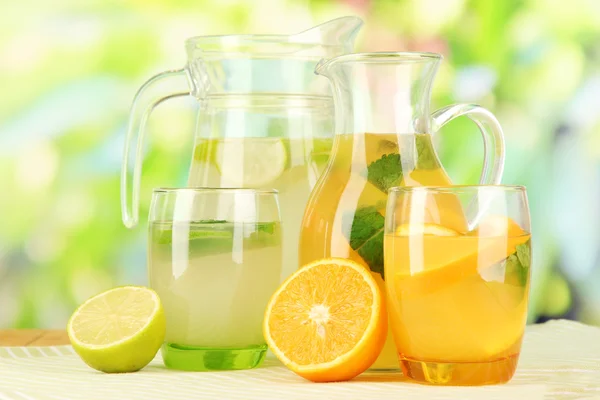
top-left (383, 185), bottom-right (531, 385)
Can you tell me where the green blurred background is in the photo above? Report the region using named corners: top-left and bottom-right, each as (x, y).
top-left (1, 0), bottom-right (599, 328)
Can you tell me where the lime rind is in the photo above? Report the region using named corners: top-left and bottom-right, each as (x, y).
top-left (67, 286), bottom-right (166, 373)
top-left (67, 286), bottom-right (163, 349)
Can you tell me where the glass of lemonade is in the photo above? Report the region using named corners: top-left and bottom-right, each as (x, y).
top-left (384, 185), bottom-right (531, 385)
top-left (148, 188), bottom-right (282, 371)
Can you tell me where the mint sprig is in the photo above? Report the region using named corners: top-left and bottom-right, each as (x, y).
top-left (504, 240), bottom-right (531, 286)
top-left (367, 153), bottom-right (403, 193)
top-left (342, 206), bottom-right (385, 278)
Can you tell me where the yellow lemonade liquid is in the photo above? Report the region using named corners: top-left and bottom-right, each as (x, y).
top-left (299, 133), bottom-right (457, 370)
top-left (188, 137), bottom-right (332, 284)
top-left (384, 228), bottom-right (531, 385)
top-left (149, 221), bottom-right (283, 348)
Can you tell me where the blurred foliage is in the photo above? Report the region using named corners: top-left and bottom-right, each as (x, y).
top-left (1, 0), bottom-right (600, 327)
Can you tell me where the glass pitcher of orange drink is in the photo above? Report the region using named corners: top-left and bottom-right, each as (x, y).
top-left (299, 52), bottom-right (506, 370)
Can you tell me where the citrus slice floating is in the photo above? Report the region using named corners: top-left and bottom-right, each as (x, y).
top-left (468, 215), bottom-right (527, 237)
top-left (388, 220), bottom-right (530, 298)
top-left (215, 138), bottom-right (287, 187)
top-left (67, 286), bottom-right (166, 373)
top-left (264, 258), bottom-right (387, 382)
top-left (395, 223), bottom-right (460, 237)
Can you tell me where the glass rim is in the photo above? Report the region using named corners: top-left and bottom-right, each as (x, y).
top-left (317, 51), bottom-right (441, 68)
top-left (315, 52), bottom-right (442, 75)
top-left (152, 187), bottom-right (279, 195)
top-left (198, 93), bottom-right (333, 109)
top-left (388, 185), bottom-right (526, 193)
top-left (340, 51), bottom-right (442, 60)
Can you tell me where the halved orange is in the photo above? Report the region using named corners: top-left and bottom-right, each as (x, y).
top-left (263, 258), bottom-right (387, 382)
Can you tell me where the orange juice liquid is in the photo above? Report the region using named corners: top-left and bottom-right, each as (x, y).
top-left (384, 231), bottom-right (531, 385)
top-left (300, 133), bottom-right (459, 370)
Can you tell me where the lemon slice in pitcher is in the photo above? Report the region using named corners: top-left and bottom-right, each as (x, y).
top-left (215, 138), bottom-right (287, 187)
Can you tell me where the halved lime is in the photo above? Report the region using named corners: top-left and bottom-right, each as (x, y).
top-left (67, 286), bottom-right (165, 373)
top-left (215, 138), bottom-right (287, 187)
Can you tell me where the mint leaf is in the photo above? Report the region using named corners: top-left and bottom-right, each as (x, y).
top-left (188, 230), bottom-right (232, 240)
top-left (342, 152), bottom-right (404, 278)
top-left (152, 221), bottom-right (280, 254)
top-left (503, 241), bottom-right (531, 286)
top-left (256, 222), bottom-right (276, 234)
top-left (505, 254), bottom-right (525, 285)
top-left (343, 206), bottom-right (385, 278)
top-left (516, 242), bottom-right (531, 268)
top-left (247, 222), bottom-right (281, 247)
top-left (377, 139), bottom-right (399, 154)
top-left (367, 153), bottom-right (403, 192)
top-left (197, 219), bottom-right (227, 224)
top-left (357, 233), bottom-right (384, 277)
top-left (153, 220), bottom-right (230, 245)
top-left (345, 207), bottom-right (384, 249)
top-left (416, 134), bottom-right (440, 170)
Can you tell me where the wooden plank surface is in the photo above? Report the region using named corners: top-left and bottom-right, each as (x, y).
top-left (0, 330), bottom-right (70, 346)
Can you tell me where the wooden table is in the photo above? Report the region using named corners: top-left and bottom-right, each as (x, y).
top-left (0, 330), bottom-right (70, 346)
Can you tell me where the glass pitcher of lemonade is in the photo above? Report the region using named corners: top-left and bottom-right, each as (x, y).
top-left (121, 17), bottom-right (362, 284)
top-left (299, 52), bottom-right (506, 370)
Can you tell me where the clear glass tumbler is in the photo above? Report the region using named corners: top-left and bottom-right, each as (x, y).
top-left (384, 185), bottom-right (531, 385)
top-left (148, 188), bottom-right (282, 371)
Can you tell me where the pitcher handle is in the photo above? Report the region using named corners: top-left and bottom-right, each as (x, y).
top-left (431, 104), bottom-right (505, 230)
top-left (121, 68), bottom-right (191, 228)
top-left (431, 104), bottom-right (505, 185)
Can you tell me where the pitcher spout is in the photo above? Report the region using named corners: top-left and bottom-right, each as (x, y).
top-left (292, 16), bottom-right (363, 52)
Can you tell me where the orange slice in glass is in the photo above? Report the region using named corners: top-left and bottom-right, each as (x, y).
top-left (263, 258), bottom-right (387, 382)
top-left (467, 215), bottom-right (527, 237)
top-left (389, 220), bottom-right (530, 298)
top-left (395, 223), bottom-right (460, 237)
